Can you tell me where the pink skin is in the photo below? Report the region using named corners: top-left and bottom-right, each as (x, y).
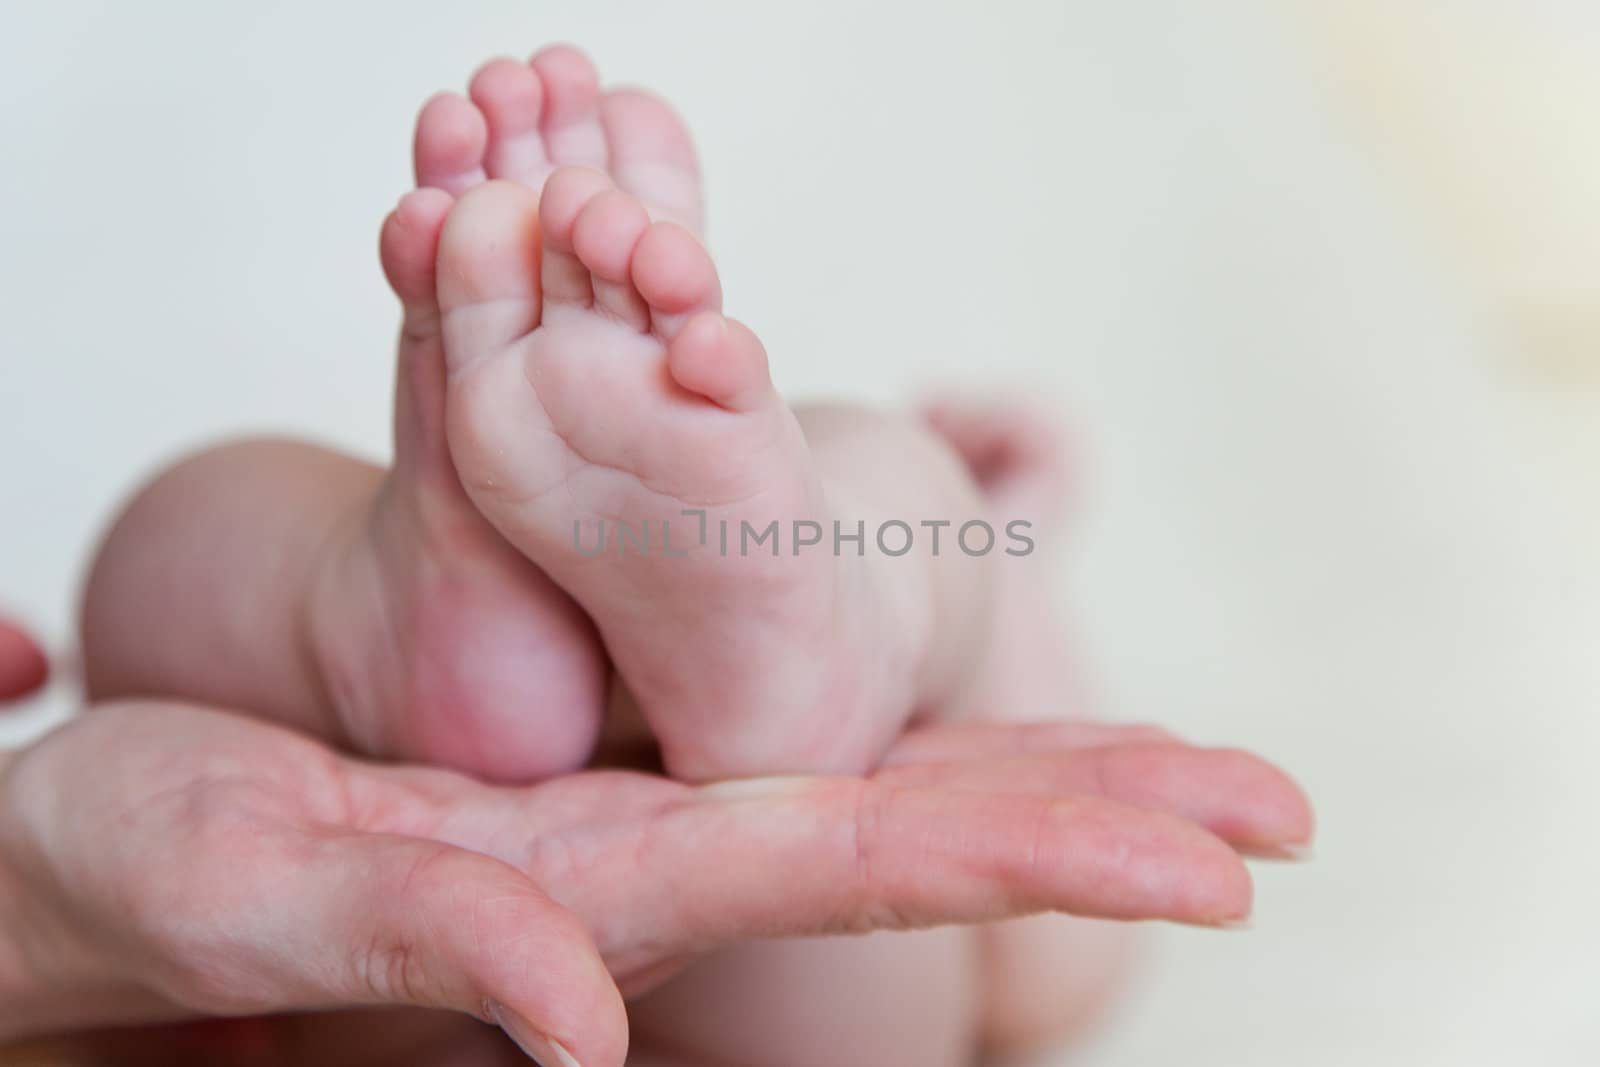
top-left (0, 701), bottom-right (1311, 1067)
top-left (413, 171), bottom-right (993, 783)
top-left (914, 402), bottom-right (1147, 1055)
top-left (405, 50), bottom-right (996, 784)
top-left (330, 46), bottom-right (707, 780)
top-left (626, 406), bottom-right (1134, 1066)
top-left (415, 48), bottom-right (702, 231)
top-left (337, 47), bottom-right (707, 780)
top-left (0, 616), bottom-right (47, 703)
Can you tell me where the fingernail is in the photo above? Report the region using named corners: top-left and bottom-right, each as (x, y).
top-left (1240, 842), bottom-right (1314, 862)
top-left (487, 1002), bottom-right (581, 1067)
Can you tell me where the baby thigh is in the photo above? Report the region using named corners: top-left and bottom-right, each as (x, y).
top-left (628, 928), bottom-right (980, 1067)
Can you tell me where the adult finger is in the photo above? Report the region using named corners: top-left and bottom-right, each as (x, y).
top-left (543, 778), bottom-right (1253, 976)
top-left (0, 617), bottom-right (49, 703)
top-left (875, 743), bottom-right (1314, 852)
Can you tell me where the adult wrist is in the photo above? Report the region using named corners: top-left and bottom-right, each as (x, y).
top-left (0, 746), bottom-right (163, 1041)
top-left (0, 746), bottom-right (53, 1039)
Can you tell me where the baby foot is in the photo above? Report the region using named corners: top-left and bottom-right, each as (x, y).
top-left (435, 175), bottom-right (922, 780)
top-left (297, 189), bottom-right (606, 783)
top-left (414, 44), bottom-right (702, 232)
top-left (303, 49), bottom-right (706, 784)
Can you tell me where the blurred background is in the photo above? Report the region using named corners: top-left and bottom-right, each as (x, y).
top-left (1, 1), bottom-right (1596, 1063)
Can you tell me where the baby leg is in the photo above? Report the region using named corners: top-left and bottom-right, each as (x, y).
top-left (925, 398), bottom-right (1143, 1060)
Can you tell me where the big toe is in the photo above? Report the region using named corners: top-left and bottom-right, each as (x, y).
top-left (436, 180), bottom-right (545, 370)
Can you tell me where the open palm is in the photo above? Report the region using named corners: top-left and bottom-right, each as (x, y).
top-left (1, 701), bottom-right (1308, 1066)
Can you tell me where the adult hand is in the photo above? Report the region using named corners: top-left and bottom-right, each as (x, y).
top-left (0, 703), bottom-right (1310, 1066)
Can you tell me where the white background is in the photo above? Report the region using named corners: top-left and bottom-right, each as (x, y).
top-left (2, 2), bottom-right (1596, 1064)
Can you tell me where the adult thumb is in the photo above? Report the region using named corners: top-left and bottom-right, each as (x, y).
top-left (257, 830), bottom-right (626, 1067)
